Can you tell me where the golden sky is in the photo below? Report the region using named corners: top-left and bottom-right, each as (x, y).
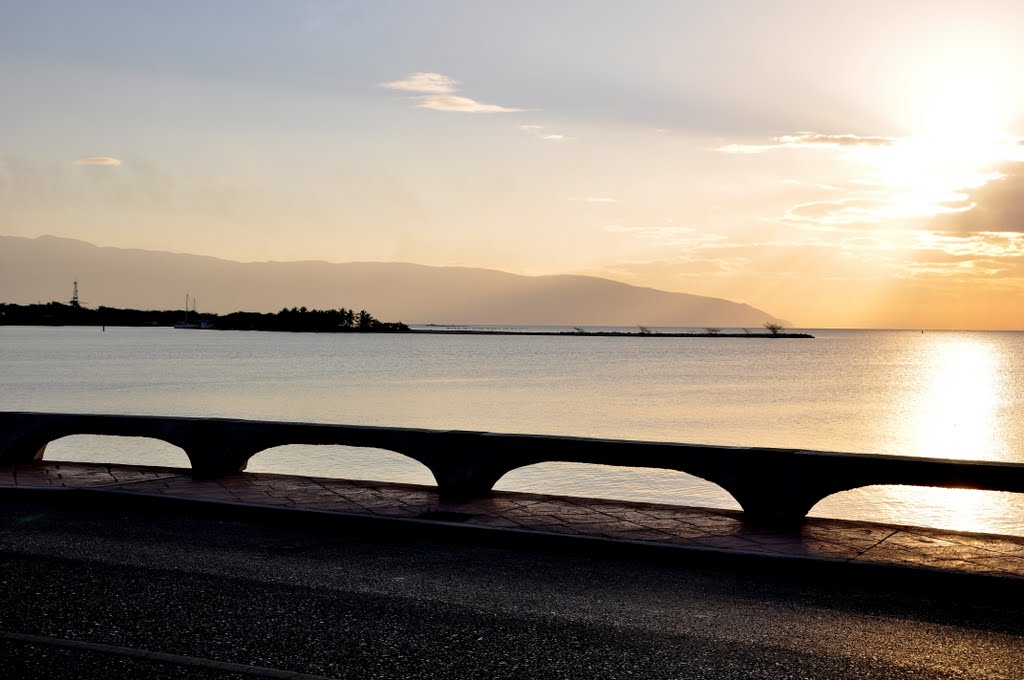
top-left (4, 1), bottom-right (1024, 328)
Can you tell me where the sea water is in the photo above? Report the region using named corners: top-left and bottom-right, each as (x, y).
top-left (2, 326), bottom-right (1022, 535)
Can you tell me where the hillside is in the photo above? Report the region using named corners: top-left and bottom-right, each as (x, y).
top-left (0, 235), bottom-right (788, 327)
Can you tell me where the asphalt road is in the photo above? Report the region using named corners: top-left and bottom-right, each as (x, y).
top-left (0, 495), bottom-right (1021, 679)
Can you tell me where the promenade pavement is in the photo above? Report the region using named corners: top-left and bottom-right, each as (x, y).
top-left (2, 461), bottom-right (1024, 580)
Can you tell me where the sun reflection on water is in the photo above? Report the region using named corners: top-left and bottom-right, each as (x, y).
top-left (831, 334), bottom-right (1020, 535)
top-left (907, 335), bottom-right (1007, 460)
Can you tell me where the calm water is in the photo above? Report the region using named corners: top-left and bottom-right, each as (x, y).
top-left (2, 326), bottom-right (1023, 535)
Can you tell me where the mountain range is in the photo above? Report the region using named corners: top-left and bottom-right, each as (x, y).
top-left (0, 235), bottom-right (787, 327)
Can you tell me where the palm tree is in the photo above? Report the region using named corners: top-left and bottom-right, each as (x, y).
top-left (357, 309), bottom-right (376, 330)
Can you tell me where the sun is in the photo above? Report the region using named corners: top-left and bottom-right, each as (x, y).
top-left (921, 66), bottom-right (1007, 145)
top-left (850, 63), bottom-right (1020, 213)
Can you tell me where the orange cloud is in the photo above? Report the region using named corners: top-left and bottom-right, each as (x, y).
top-left (718, 132), bottom-right (896, 154)
top-left (930, 163), bottom-right (1024, 233)
top-left (776, 132), bottom-right (895, 147)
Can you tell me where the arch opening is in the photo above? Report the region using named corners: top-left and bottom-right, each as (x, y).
top-left (494, 462), bottom-right (741, 509)
top-left (45, 434), bottom-right (190, 468)
top-left (247, 444), bottom-right (435, 486)
top-left (809, 484), bottom-right (1024, 537)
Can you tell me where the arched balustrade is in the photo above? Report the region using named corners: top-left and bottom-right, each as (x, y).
top-left (3, 411), bottom-right (1023, 526)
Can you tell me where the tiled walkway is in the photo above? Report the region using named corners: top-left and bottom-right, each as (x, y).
top-left (3, 461), bottom-right (1024, 579)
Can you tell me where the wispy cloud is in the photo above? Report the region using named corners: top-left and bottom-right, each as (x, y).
top-left (914, 230), bottom-right (1024, 259)
top-left (74, 157), bottom-right (123, 167)
top-left (891, 231), bottom-right (1024, 279)
top-left (717, 143), bottom-right (775, 154)
top-left (380, 72), bottom-right (458, 94)
top-left (418, 95), bottom-right (521, 113)
top-left (783, 198), bottom-right (894, 225)
top-left (779, 132), bottom-right (896, 148)
top-left (718, 132), bottom-right (896, 154)
top-left (381, 72), bottom-right (521, 113)
top-left (782, 196), bottom-right (971, 227)
top-left (519, 123), bottom-right (571, 141)
top-left (569, 196), bottom-right (617, 204)
top-left (929, 163), bottom-right (1024, 234)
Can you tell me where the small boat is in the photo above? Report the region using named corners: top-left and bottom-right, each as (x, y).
top-left (174, 294), bottom-right (212, 329)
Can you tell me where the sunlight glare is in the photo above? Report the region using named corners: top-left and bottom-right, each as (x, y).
top-left (921, 67), bottom-right (1006, 146)
top-left (850, 60), bottom-right (1022, 219)
top-left (873, 335), bottom-right (1014, 534)
top-left (909, 337), bottom-right (1006, 460)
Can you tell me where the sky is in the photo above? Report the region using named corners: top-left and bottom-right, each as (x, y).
top-left (4, 1), bottom-right (1024, 329)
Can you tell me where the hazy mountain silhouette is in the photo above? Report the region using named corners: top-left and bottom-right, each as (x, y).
top-left (0, 235), bottom-right (788, 327)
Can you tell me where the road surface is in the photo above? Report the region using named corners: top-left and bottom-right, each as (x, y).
top-left (0, 496), bottom-right (1021, 679)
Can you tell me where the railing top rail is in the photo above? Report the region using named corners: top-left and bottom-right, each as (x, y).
top-left (3, 410), bottom-right (1024, 525)
top-left (3, 410), bottom-right (1023, 471)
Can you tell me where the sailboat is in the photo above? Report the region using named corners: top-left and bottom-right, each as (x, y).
top-left (174, 294), bottom-right (212, 329)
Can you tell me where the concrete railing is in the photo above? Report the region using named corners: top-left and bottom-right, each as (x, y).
top-left (2, 411), bottom-right (1024, 525)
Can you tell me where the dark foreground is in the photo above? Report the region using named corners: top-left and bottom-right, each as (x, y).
top-left (6, 462), bottom-right (1023, 578)
top-left (0, 497), bottom-right (1021, 679)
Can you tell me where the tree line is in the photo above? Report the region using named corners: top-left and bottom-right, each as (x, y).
top-left (218, 307), bottom-right (408, 332)
top-left (0, 302), bottom-right (410, 333)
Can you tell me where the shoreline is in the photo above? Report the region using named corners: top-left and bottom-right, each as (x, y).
top-left (0, 324), bottom-right (813, 338)
top-left (410, 328), bottom-right (814, 338)
top-left (0, 321), bottom-right (814, 338)
top-left (1, 302), bottom-right (810, 337)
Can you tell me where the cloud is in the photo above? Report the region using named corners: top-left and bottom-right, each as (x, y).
top-left (912, 231), bottom-right (1024, 260)
top-left (782, 192), bottom-right (974, 228)
top-left (74, 157), bottom-right (123, 167)
top-left (783, 198), bottom-right (896, 225)
top-left (381, 72), bottom-right (521, 113)
top-left (417, 95), bottom-right (521, 113)
top-left (778, 132), bottom-right (895, 148)
top-left (379, 72), bottom-right (457, 94)
top-left (897, 234), bottom-right (1024, 279)
top-left (717, 143), bottom-right (774, 154)
top-left (569, 196), bottom-right (617, 204)
top-left (718, 132), bottom-right (896, 154)
top-left (519, 123), bottom-right (572, 141)
top-left (930, 163), bottom-right (1024, 233)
